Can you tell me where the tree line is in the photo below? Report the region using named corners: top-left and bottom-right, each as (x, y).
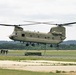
top-left (0, 42), bottom-right (76, 50)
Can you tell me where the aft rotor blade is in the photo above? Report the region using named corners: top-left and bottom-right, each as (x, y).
top-left (24, 21), bottom-right (56, 25)
top-left (44, 22), bottom-right (76, 26)
top-left (53, 22), bottom-right (76, 26)
top-left (60, 22), bottom-right (76, 26)
top-left (24, 21), bottom-right (42, 24)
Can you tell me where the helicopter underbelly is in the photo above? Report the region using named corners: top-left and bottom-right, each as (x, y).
top-left (18, 37), bottom-right (62, 44)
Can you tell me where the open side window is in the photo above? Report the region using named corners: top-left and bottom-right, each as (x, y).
top-left (22, 34), bottom-right (25, 37)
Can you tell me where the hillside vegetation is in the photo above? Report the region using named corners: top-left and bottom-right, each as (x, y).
top-left (0, 40), bottom-right (76, 50)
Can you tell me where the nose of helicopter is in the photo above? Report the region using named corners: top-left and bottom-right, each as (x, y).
top-left (9, 35), bottom-right (14, 39)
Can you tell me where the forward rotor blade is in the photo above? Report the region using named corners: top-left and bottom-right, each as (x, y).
top-left (0, 23), bottom-right (37, 26)
top-left (0, 24), bottom-right (15, 26)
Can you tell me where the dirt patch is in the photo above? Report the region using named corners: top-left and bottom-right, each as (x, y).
top-left (0, 60), bottom-right (76, 73)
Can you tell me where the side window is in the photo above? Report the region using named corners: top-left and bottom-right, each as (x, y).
top-left (38, 36), bottom-right (39, 38)
top-left (60, 37), bottom-right (62, 40)
top-left (22, 34), bottom-right (25, 37)
top-left (15, 33), bottom-right (17, 35)
top-left (30, 35), bottom-right (32, 37)
top-left (48, 37), bottom-right (50, 39)
top-left (45, 37), bottom-right (46, 39)
top-left (52, 37), bottom-right (54, 40)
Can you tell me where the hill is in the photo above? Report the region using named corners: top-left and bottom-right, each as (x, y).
top-left (0, 40), bottom-right (76, 45)
top-left (0, 40), bottom-right (76, 50)
top-left (61, 40), bottom-right (76, 45)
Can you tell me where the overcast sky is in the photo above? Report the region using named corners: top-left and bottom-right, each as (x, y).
top-left (0, 0), bottom-right (76, 41)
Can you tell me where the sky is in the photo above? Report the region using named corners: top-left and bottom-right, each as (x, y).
top-left (0, 0), bottom-right (76, 41)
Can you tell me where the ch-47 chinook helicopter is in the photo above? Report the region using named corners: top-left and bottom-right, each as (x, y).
top-left (0, 21), bottom-right (76, 47)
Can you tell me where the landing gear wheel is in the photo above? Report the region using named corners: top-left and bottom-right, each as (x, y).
top-left (26, 43), bottom-right (29, 46)
top-left (50, 44), bottom-right (53, 47)
top-left (31, 43), bottom-right (35, 46)
top-left (57, 44), bottom-right (59, 47)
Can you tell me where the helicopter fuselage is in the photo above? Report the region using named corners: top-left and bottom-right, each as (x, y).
top-left (9, 26), bottom-right (66, 44)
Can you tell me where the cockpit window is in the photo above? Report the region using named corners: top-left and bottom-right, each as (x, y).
top-left (12, 32), bottom-right (16, 35)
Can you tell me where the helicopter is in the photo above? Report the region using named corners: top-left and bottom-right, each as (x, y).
top-left (0, 21), bottom-right (76, 47)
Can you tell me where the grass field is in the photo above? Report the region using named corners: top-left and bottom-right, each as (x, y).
top-left (0, 50), bottom-right (76, 62)
top-left (0, 50), bottom-right (76, 75)
top-left (0, 69), bottom-right (65, 75)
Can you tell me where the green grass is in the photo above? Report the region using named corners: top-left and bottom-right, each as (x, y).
top-left (0, 55), bottom-right (76, 62)
top-left (9, 50), bottom-right (76, 56)
top-left (0, 50), bottom-right (75, 75)
top-left (0, 50), bottom-right (76, 62)
top-left (0, 69), bottom-right (64, 75)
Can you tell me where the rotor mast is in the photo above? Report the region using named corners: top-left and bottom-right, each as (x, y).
top-left (14, 26), bottom-right (23, 31)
